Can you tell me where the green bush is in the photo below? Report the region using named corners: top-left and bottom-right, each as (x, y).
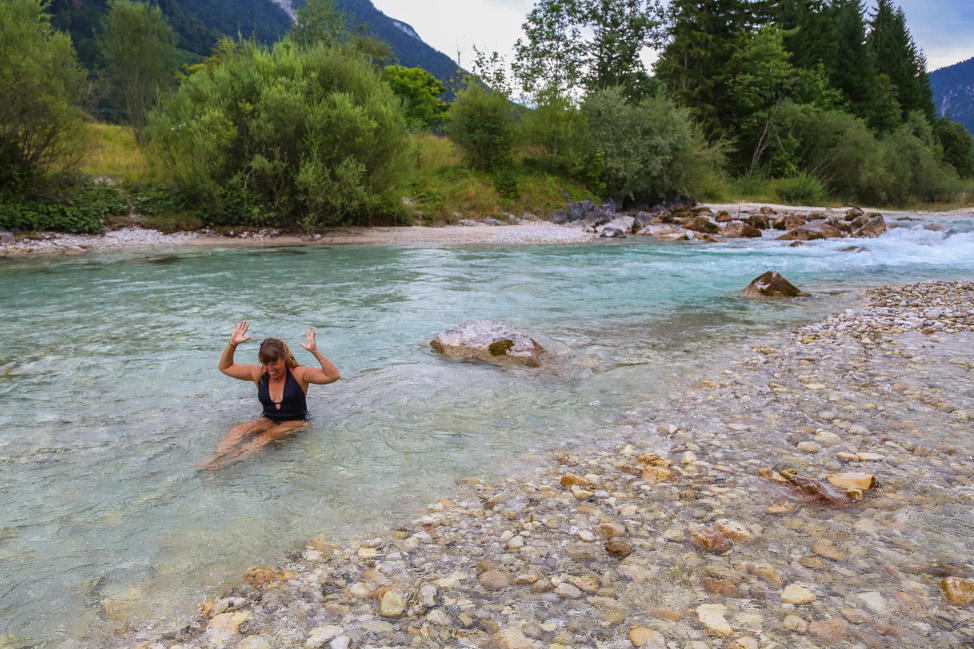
top-left (445, 84), bottom-right (517, 170)
top-left (581, 87), bottom-right (721, 203)
top-left (146, 39), bottom-right (410, 230)
top-left (0, 0), bottom-right (90, 196)
top-left (880, 116), bottom-right (957, 204)
top-left (127, 181), bottom-right (187, 216)
top-left (519, 92), bottom-right (590, 174)
top-left (491, 167), bottom-right (520, 200)
top-left (773, 172), bottom-right (827, 205)
top-left (0, 178), bottom-right (126, 233)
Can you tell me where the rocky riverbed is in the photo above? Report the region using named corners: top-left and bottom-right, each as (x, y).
top-left (103, 280), bottom-right (974, 649)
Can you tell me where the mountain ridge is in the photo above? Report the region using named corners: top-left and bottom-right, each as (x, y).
top-left (49, 0), bottom-right (459, 87)
top-left (930, 57), bottom-right (974, 137)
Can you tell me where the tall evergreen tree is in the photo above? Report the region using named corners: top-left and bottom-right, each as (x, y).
top-left (868, 0), bottom-right (935, 122)
top-left (771, 0), bottom-right (835, 72)
top-left (654, 0), bottom-right (751, 138)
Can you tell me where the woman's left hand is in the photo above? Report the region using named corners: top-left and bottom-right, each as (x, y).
top-left (300, 326), bottom-right (318, 353)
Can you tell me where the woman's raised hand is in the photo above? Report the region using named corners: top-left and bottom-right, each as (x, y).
top-left (300, 326), bottom-right (318, 352)
top-left (229, 321), bottom-right (252, 346)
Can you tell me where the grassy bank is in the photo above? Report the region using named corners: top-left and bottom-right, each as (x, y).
top-left (72, 123), bottom-right (974, 232)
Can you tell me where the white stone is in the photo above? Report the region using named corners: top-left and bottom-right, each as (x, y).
top-left (696, 603), bottom-right (733, 636)
top-left (420, 584), bottom-right (437, 608)
top-left (857, 591), bottom-right (889, 614)
top-left (305, 625), bottom-right (342, 648)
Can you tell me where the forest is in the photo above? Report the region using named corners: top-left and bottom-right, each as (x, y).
top-left (2, 0), bottom-right (972, 234)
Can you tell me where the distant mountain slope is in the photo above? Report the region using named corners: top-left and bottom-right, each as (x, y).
top-left (49, 0), bottom-right (292, 69)
top-left (331, 0), bottom-right (459, 84)
top-left (51, 0), bottom-right (458, 87)
top-left (930, 57), bottom-right (974, 137)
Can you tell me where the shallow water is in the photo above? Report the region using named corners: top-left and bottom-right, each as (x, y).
top-left (0, 215), bottom-right (972, 647)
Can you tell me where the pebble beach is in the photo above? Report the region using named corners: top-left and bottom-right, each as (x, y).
top-left (104, 279), bottom-right (974, 649)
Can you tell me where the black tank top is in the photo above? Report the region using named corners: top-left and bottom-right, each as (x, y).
top-left (258, 369), bottom-right (308, 422)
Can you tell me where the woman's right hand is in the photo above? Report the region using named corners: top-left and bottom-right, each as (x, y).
top-left (229, 321), bottom-right (252, 346)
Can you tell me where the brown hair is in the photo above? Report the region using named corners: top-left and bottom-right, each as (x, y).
top-left (258, 338), bottom-right (298, 370)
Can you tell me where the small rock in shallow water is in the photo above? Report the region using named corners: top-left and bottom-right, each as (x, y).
top-left (305, 626), bottom-right (342, 648)
top-left (688, 526), bottom-right (734, 554)
top-left (940, 577), bottom-right (974, 606)
top-left (827, 472), bottom-right (877, 490)
top-left (491, 627), bottom-right (535, 649)
top-left (237, 635), bottom-right (272, 649)
top-left (812, 538), bottom-right (846, 560)
top-left (604, 538), bottom-right (632, 559)
top-left (782, 584), bottom-right (817, 604)
top-left (784, 614), bottom-right (807, 632)
top-left (629, 626), bottom-right (665, 647)
top-left (478, 570), bottom-right (511, 590)
top-left (809, 618), bottom-right (851, 642)
top-left (243, 566), bottom-right (278, 588)
top-left (696, 603), bottom-right (733, 636)
top-left (714, 519), bottom-right (754, 543)
top-left (378, 591), bottom-right (406, 617)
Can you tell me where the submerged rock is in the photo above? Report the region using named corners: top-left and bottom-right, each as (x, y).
top-left (430, 320), bottom-right (544, 367)
top-left (940, 577), bottom-right (974, 606)
top-left (742, 271), bottom-right (810, 298)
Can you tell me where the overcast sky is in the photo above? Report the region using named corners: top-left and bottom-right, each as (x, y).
top-left (370, 0), bottom-right (974, 73)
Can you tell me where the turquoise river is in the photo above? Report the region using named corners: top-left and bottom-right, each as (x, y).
top-left (0, 214), bottom-right (972, 647)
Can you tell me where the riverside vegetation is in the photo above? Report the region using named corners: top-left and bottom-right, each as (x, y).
top-left (3, 0), bottom-right (974, 237)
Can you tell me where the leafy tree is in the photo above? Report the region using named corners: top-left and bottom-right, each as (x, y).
top-left (513, 0), bottom-right (664, 99)
top-left (519, 91), bottom-right (590, 173)
top-left (145, 40), bottom-right (409, 229)
top-left (98, 0), bottom-right (178, 143)
top-left (384, 64), bottom-right (447, 130)
top-left (725, 25), bottom-right (799, 171)
top-left (774, 102), bottom-right (890, 203)
top-left (290, 0), bottom-right (346, 49)
top-left (0, 0), bottom-right (89, 195)
top-left (289, 0), bottom-right (393, 66)
top-left (933, 116), bottom-right (974, 178)
top-left (581, 86), bottom-right (720, 203)
top-left (880, 112), bottom-right (953, 203)
top-left (445, 84), bottom-right (517, 170)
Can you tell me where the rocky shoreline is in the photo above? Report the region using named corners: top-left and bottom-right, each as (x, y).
top-left (1, 203), bottom-right (972, 257)
top-left (111, 281), bottom-right (974, 649)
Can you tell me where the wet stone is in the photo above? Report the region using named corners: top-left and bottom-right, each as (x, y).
top-left (782, 584), bottom-right (817, 604)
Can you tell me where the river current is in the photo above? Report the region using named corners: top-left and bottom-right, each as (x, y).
top-left (0, 215), bottom-right (972, 647)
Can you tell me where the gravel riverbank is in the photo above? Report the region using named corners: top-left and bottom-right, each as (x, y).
top-left (0, 222), bottom-right (596, 256)
top-left (110, 280), bottom-right (974, 649)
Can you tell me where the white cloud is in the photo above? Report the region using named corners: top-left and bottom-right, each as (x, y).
top-left (370, 0), bottom-right (533, 68)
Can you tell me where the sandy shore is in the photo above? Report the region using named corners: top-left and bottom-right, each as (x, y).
top-left (3, 202), bottom-right (973, 257)
top-left (106, 281), bottom-right (974, 649)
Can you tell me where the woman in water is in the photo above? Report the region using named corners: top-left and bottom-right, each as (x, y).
top-left (200, 321), bottom-right (340, 468)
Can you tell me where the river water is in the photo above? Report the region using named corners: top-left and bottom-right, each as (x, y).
top-left (0, 215), bottom-right (972, 647)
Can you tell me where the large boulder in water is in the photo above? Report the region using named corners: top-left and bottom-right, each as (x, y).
top-left (852, 214), bottom-right (886, 238)
top-left (742, 271), bottom-right (810, 298)
top-left (777, 221), bottom-right (844, 241)
top-left (430, 320), bottom-right (544, 367)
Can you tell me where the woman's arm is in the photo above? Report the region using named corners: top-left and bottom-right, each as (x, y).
top-left (219, 321), bottom-right (260, 382)
top-left (297, 326), bottom-right (341, 385)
